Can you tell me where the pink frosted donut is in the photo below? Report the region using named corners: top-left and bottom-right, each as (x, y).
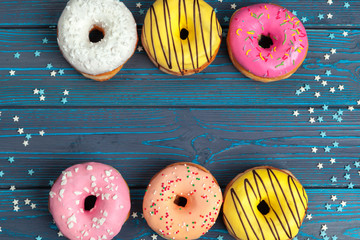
top-left (143, 162), bottom-right (223, 240)
top-left (227, 3), bottom-right (309, 82)
top-left (49, 162), bottom-right (131, 240)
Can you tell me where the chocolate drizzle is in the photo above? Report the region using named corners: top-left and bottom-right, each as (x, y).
top-left (143, 0), bottom-right (222, 75)
top-left (223, 168), bottom-right (308, 240)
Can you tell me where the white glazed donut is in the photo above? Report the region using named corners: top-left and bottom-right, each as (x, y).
top-left (57, 0), bottom-right (138, 81)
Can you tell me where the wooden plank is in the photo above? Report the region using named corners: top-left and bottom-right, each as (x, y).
top-left (1, 108), bottom-right (359, 188)
top-left (0, 29), bottom-right (359, 107)
top-left (0, 188), bottom-right (358, 239)
top-left (0, 0), bottom-right (358, 28)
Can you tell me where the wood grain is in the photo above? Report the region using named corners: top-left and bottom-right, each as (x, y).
top-left (1, 108), bottom-right (359, 188)
top-left (0, 29), bottom-right (359, 107)
top-left (0, 0), bottom-right (359, 28)
top-left (0, 189), bottom-right (359, 239)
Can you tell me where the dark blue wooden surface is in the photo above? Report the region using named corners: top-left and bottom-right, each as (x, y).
top-left (0, 0), bottom-right (359, 239)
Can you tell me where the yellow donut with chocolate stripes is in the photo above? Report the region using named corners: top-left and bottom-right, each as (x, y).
top-left (223, 166), bottom-right (308, 240)
top-left (141, 0), bottom-right (222, 76)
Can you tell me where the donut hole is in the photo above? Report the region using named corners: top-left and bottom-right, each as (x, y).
top-left (89, 26), bottom-right (105, 43)
top-left (258, 35), bottom-right (273, 49)
top-left (84, 195), bottom-right (97, 211)
top-left (180, 28), bottom-right (189, 40)
top-left (257, 200), bottom-right (270, 215)
top-left (174, 195), bottom-right (187, 207)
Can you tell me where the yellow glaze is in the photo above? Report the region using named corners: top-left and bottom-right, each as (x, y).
top-left (142, 0), bottom-right (222, 75)
top-left (223, 167), bottom-right (308, 240)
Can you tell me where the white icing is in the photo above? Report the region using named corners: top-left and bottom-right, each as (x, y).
top-left (57, 0), bottom-right (137, 75)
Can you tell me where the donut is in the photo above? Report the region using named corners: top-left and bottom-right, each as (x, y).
top-left (48, 162), bottom-right (131, 240)
top-left (57, 0), bottom-right (138, 81)
top-left (227, 4), bottom-right (309, 82)
top-left (143, 162), bottom-right (223, 239)
top-left (141, 0), bottom-right (222, 76)
top-left (223, 166), bottom-right (308, 240)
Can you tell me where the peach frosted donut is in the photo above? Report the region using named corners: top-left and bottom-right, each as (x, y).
top-left (143, 162), bottom-right (223, 239)
top-left (57, 0), bottom-right (138, 81)
top-left (227, 3), bottom-right (309, 82)
top-left (49, 162), bottom-right (131, 240)
top-left (141, 0), bottom-right (222, 76)
top-left (223, 166), bottom-right (308, 240)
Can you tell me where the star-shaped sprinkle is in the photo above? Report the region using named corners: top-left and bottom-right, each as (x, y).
top-left (58, 231), bottom-right (64, 237)
top-left (324, 146), bottom-right (331, 152)
top-left (39, 130), bottom-right (45, 136)
top-left (327, 13), bottom-right (333, 19)
top-left (137, 46), bottom-right (143, 52)
top-left (344, 165), bottom-right (351, 171)
top-left (320, 231), bottom-right (327, 237)
top-left (337, 116), bottom-right (343, 122)
top-left (35, 236), bottom-right (42, 240)
top-left (309, 117), bottom-right (316, 124)
top-left (23, 140), bottom-right (28, 147)
top-left (9, 70), bottom-right (16, 76)
top-left (337, 206), bottom-right (343, 212)
top-left (317, 163), bottom-right (323, 169)
top-left (34, 50), bottom-right (41, 57)
top-left (46, 63), bottom-right (53, 69)
top-left (332, 235), bottom-right (338, 240)
top-left (13, 205), bottom-right (20, 212)
top-left (49, 180), bottom-right (54, 186)
top-left (39, 95), bottom-right (46, 101)
top-left (325, 70), bottom-right (332, 76)
top-left (321, 80), bottom-right (328, 86)
top-left (333, 141), bottom-right (339, 147)
top-left (342, 31), bottom-right (348, 37)
top-left (330, 48), bottom-right (337, 54)
top-left (24, 198), bottom-right (31, 205)
top-left (317, 116), bottom-right (324, 123)
top-left (63, 89), bottom-right (69, 96)
top-left (12, 199), bottom-right (19, 205)
top-left (324, 53), bottom-right (330, 60)
top-left (329, 87), bottom-right (336, 93)
top-left (9, 185), bottom-right (15, 191)
top-left (306, 214), bottom-right (312, 220)
top-left (301, 17), bottom-right (308, 23)
top-left (58, 69), bottom-right (65, 75)
top-left (151, 234), bottom-right (158, 240)
top-left (0, 171), bottom-right (4, 177)
top-left (14, 52), bottom-right (20, 59)
top-left (312, 147), bottom-right (318, 153)
top-left (348, 106), bottom-right (354, 111)
top-left (31, 203), bottom-right (37, 209)
top-left (304, 84), bottom-right (311, 91)
top-left (314, 75), bottom-right (321, 81)
top-left (139, 9), bottom-right (145, 15)
top-left (293, 110), bottom-right (300, 117)
top-left (357, 99), bottom-right (360, 105)
top-left (42, 37), bottom-right (48, 44)
top-left (25, 134), bottom-right (32, 140)
top-left (330, 158), bottom-right (336, 164)
top-left (344, 2), bottom-right (350, 8)
top-left (328, 33), bottom-right (335, 39)
top-left (292, 10), bottom-right (297, 16)
top-left (8, 156), bottom-right (15, 163)
top-left (322, 104), bottom-right (329, 111)
top-left (61, 97), bottom-right (68, 104)
top-left (318, 13), bottom-right (324, 20)
top-left (327, 0), bottom-right (333, 5)
top-left (223, 16), bottom-right (230, 22)
top-left (136, 2), bottom-right (142, 8)
top-left (338, 85), bottom-right (344, 91)
top-left (348, 182), bottom-right (354, 189)
top-left (344, 173), bottom-right (351, 180)
top-left (230, 3), bottom-right (236, 9)
top-left (38, 89), bottom-right (45, 95)
top-left (295, 89), bottom-right (302, 96)
top-left (50, 70), bottom-right (57, 77)
top-left (340, 201), bottom-right (347, 207)
top-left (325, 203), bottom-right (331, 210)
top-left (331, 195), bottom-right (337, 201)
top-left (217, 235), bottom-right (224, 240)
top-left (28, 169), bottom-right (35, 175)
top-left (18, 128), bottom-right (24, 134)
top-left (131, 212), bottom-right (138, 218)
top-left (320, 131), bottom-right (327, 138)
top-left (354, 161), bottom-right (360, 168)
top-left (13, 115), bottom-right (19, 122)
top-left (308, 107), bottom-right (314, 114)
top-left (330, 176), bottom-right (337, 183)
top-left (322, 224), bottom-right (328, 231)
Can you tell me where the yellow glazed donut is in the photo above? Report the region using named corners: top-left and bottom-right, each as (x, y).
top-left (223, 166), bottom-right (308, 240)
top-left (141, 0), bottom-right (222, 76)
top-left (143, 162), bottom-right (223, 239)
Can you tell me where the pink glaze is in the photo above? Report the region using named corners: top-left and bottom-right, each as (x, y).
top-left (227, 3), bottom-right (308, 78)
top-left (49, 162), bottom-right (130, 240)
